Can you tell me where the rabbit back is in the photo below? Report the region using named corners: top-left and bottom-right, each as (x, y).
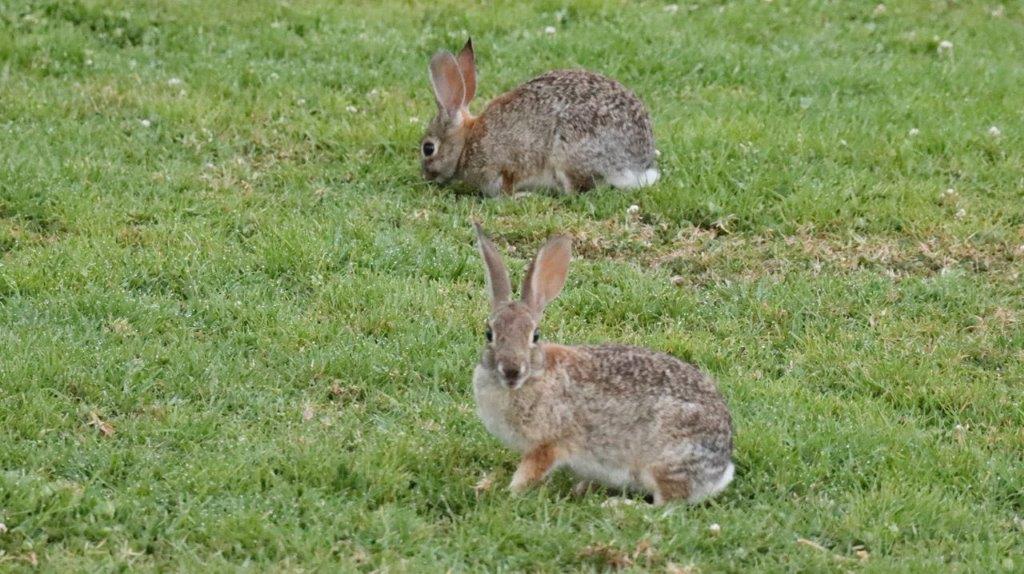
top-left (463, 70), bottom-right (658, 194)
top-left (474, 343), bottom-right (733, 500)
top-left (575, 345), bottom-right (731, 496)
top-left (562, 345), bottom-right (732, 473)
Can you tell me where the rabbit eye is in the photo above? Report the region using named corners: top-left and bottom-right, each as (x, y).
top-left (532, 330), bottom-right (540, 343)
top-left (485, 327), bottom-right (493, 342)
top-left (422, 141), bottom-right (436, 157)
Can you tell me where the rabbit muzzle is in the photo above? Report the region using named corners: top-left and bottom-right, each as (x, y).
top-left (497, 360), bottom-right (528, 390)
top-left (422, 165), bottom-right (439, 181)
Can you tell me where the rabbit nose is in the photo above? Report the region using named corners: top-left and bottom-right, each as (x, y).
top-left (500, 364), bottom-right (522, 384)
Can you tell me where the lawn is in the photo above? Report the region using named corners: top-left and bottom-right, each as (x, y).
top-left (1, 0), bottom-right (1022, 571)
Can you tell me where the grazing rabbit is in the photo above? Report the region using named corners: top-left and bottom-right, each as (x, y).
top-left (471, 223), bottom-right (734, 504)
top-left (421, 39), bottom-right (659, 196)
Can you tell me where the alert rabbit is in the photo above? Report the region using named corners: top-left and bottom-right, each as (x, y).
top-left (471, 223), bottom-right (733, 504)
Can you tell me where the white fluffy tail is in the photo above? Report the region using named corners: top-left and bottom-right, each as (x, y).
top-left (606, 168), bottom-right (660, 189)
top-left (688, 462), bottom-right (735, 504)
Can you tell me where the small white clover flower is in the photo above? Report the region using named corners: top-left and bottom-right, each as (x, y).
top-left (908, 128), bottom-right (920, 137)
top-left (140, 119), bottom-right (151, 128)
top-left (544, 26), bottom-right (557, 35)
top-left (409, 116), bottom-right (420, 124)
top-left (167, 77), bottom-right (183, 87)
top-left (345, 105), bottom-right (358, 113)
top-left (937, 40), bottom-right (954, 54)
top-left (988, 125), bottom-right (1002, 137)
top-left (955, 208), bottom-right (967, 219)
top-left (709, 523), bottom-right (722, 535)
top-left (664, 4), bottom-right (680, 13)
top-left (627, 204), bottom-right (640, 215)
top-left (872, 3), bottom-right (887, 16)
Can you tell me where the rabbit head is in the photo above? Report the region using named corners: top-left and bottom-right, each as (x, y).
top-left (474, 223), bottom-right (571, 390)
top-left (421, 39), bottom-right (477, 184)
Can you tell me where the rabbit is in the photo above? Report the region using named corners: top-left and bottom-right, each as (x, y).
top-left (471, 223), bottom-right (734, 505)
top-left (421, 39), bottom-right (659, 197)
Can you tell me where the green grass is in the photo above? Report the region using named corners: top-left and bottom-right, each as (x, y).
top-left (1, 0), bottom-right (1023, 571)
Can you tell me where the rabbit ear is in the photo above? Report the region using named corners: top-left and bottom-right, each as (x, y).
top-left (429, 51), bottom-right (466, 117)
top-left (522, 235), bottom-right (572, 314)
top-left (474, 222), bottom-right (511, 307)
top-left (457, 38), bottom-right (476, 106)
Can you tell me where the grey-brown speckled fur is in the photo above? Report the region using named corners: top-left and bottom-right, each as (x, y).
top-left (472, 224), bottom-right (734, 505)
top-left (422, 40), bottom-right (658, 196)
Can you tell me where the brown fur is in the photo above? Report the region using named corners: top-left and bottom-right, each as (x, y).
top-left (475, 221), bottom-right (511, 305)
top-left (542, 343), bottom-right (581, 368)
top-left (522, 235), bottom-right (571, 311)
top-left (510, 443), bottom-right (561, 492)
top-left (472, 226), bottom-right (734, 504)
top-left (499, 169), bottom-right (516, 195)
top-left (428, 52), bottom-right (464, 113)
top-left (421, 40), bottom-right (657, 197)
top-left (456, 39), bottom-right (476, 104)
top-left (460, 114), bottom-right (481, 132)
top-left (564, 168), bottom-right (597, 193)
top-left (650, 465), bottom-right (693, 504)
